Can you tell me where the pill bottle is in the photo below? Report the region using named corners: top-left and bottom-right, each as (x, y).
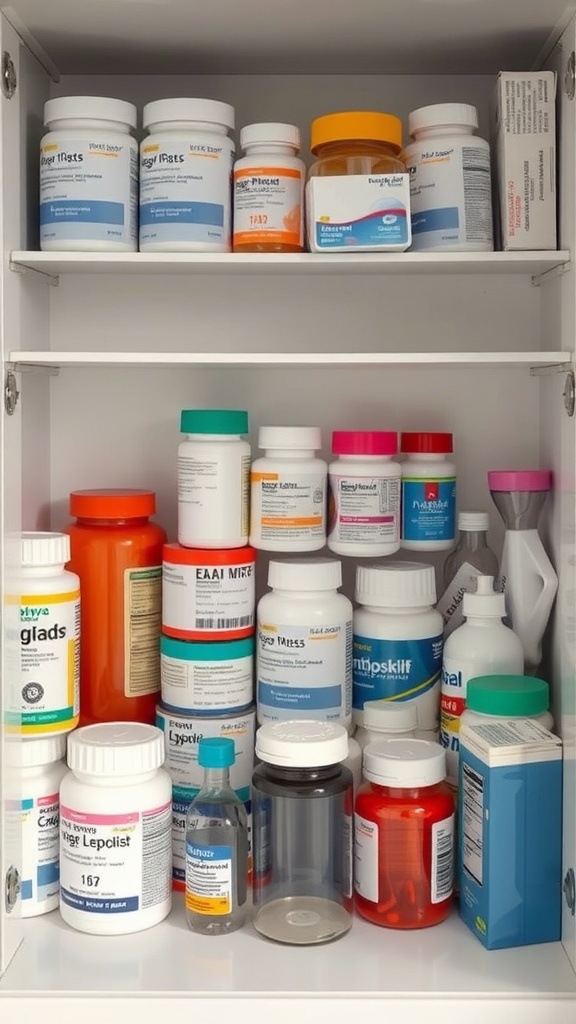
top-left (306, 112), bottom-right (410, 252)
top-left (233, 123), bottom-right (305, 252)
top-left (66, 489), bottom-right (166, 726)
top-left (353, 561), bottom-right (443, 733)
top-left (140, 98), bottom-right (235, 252)
top-left (40, 96), bottom-right (138, 252)
top-left (160, 634), bottom-right (254, 715)
top-left (402, 103), bottom-right (493, 253)
top-left (178, 409), bottom-right (250, 549)
top-left (162, 543), bottom-right (256, 641)
top-left (460, 674), bottom-right (554, 732)
top-left (354, 739), bottom-right (454, 928)
top-left (252, 720), bottom-right (353, 945)
top-left (327, 430), bottom-right (400, 557)
top-left (355, 699), bottom-right (418, 750)
top-left (400, 432), bottom-right (456, 551)
top-left (5, 532), bottom-right (80, 736)
top-left (250, 426), bottom-right (327, 552)
top-left (59, 722), bottom-right (172, 935)
top-left (6, 735), bottom-right (68, 916)
top-left (437, 510), bottom-right (499, 636)
top-left (257, 558), bottom-right (353, 729)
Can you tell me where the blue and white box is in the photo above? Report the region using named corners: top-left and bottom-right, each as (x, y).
top-left (458, 717), bottom-right (562, 949)
top-left (306, 174), bottom-right (411, 252)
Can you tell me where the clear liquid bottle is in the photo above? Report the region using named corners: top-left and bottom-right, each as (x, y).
top-left (185, 737), bottom-right (248, 935)
top-left (437, 511), bottom-right (499, 637)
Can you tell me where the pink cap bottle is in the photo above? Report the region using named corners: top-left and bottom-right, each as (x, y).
top-left (327, 430), bottom-right (401, 557)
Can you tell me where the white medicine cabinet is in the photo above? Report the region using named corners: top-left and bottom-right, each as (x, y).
top-left (1, 1), bottom-right (576, 1021)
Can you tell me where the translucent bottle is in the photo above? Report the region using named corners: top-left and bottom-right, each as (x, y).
top-left (437, 511), bottom-right (499, 636)
top-left (233, 123), bottom-right (305, 252)
top-left (185, 737), bottom-right (248, 935)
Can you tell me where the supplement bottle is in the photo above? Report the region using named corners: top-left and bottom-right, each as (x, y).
top-left (354, 699), bottom-right (418, 750)
top-left (437, 510), bottom-right (499, 636)
top-left (252, 720), bottom-right (353, 945)
top-left (250, 426), bottom-right (327, 552)
top-left (233, 123), bottom-right (305, 252)
top-left (257, 558), bottom-right (353, 729)
top-left (460, 674), bottom-right (554, 733)
top-left (400, 432), bottom-right (456, 551)
top-left (402, 103), bottom-right (493, 252)
top-left (6, 532), bottom-right (80, 736)
top-left (178, 409), bottom-right (250, 549)
top-left (160, 634), bottom-right (254, 715)
top-left (162, 543), bottom-right (256, 641)
top-left (353, 561), bottom-right (443, 735)
top-left (40, 96), bottom-right (138, 252)
top-left (6, 735), bottom-right (68, 916)
top-left (59, 722), bottom-right (172, 935)
top-left (185, 737), bottom-right (248, 935)
top-left (306, 111), bottom-right (411, 252)
top-left (440, 576), bottom-right (524, 793)
top-left (140, 98), bottom-right (235, 252)
top-left (66, 489), bottom-right (166, 725)
top-left (354, 739), bottom-right (454, 928)
top-left (327, 430), bottom-right (400, 557)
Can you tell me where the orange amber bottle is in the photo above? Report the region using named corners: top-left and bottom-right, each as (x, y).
top-left (65, 489), bottom-right (166, 725)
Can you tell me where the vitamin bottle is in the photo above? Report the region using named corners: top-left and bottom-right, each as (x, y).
top-left (460, 674), bottom-right (554, 732)
top-left (160, 634), bottom-right (254, 715)
top-left (249, 426), bottom-right (327, 552)
top-left (233, 123), bottom-right (305, 252)
top-left (402, 103), bottom-right (493, 252)
top-left (327, 430), bottom-right (400, 557)
top-left (354, 739), bottom-right (454, 928)
top-left (437, 510), bottom-right (499, 636)
top-left (178, 409), bottom-right (250, 549)
top-left (59, 722), bottom-right (172, 935)
top-left (257, 558), bottom-right (353, 729)
top-left (252, 720), bottom-right (353, 945)
top-left (306, 111), bottom-right (410, 252)
top-left (139, 98), bottom-right (235, 252)
top-left (66, 489), bottom-right (166, 725)
top-left (162, 543), bottom-right (256, 641)
top-left (354, 699), bottom-right (418, 750)
top-left (400, 432), bottom-right (456, 551)
top-left (6, 532), bottom-right (80, 736)
top-left (185, 737), bottom-right (248, 935)
top-left (40, 96), bottom-right (138, 252)
top-left (6, 735), bottom-right (68, 916)
top-left (353, 561), bottom-right (443, 736)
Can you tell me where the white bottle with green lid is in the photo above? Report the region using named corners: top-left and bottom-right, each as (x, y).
top-left (459, 674), bottom-right (554, 732)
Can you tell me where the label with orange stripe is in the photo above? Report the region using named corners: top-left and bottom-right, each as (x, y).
top-left (185, 841), bottom-right (233, 914)
top-left (233, 165), bottom-right (304, 247)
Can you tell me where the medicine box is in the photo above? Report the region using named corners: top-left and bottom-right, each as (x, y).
top-left (493, 71), bottom-right (557, 250)
top-left (306, 174), bottom-right (411, 252)
top-left (458, 718), bottom-right (562, 950)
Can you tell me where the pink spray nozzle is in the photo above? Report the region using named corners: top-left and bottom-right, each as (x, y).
top-left (487, 470), bottom-right (553, 492)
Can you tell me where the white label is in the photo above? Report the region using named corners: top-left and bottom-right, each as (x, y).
top-left (18, 790), bottom-right (61, 907)
top-left (461, 763), bottom-right (484, 885)
top-left (250, 470), bottom-right (326, 542)
top-left (257, 619), bottom-right (352, 723)
top-left (353, 813), bottom-right (379, 902)
top-left (162, 558), bottom-right (255, 635)
top-left (60, 802), bottom-right (172, 914)
top-left (13, 590), bottom-right (80, 733)
top-left (328, 472), bottom-right (400, 546)
top-left (160, 652), bottom-right (253, 712)
top-left (178, 449), bottom-right (250, 544)
top-left (40, 138), bottom-right (137, 245)
top-left (431, 815), bottom-right (454, 903)
top-left (233, 165), bottom-right (304, 246)
top-left (436, 562), bottom-right (482, 636)
top-left (306, 175), bottom-right (411, 252)
top-left (405, 142), bottom-right (493, 250)
top-left (124, 567), bottom-right (162, 698)
top-left (156, 708), bottom-right (255, 792)
top-left (172, 791), bottom-right (252, 888)
top-left (185, 841), bottom-right (232, 914)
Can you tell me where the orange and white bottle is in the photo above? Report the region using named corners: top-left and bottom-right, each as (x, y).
top-left (233, 123), bottom-right (305, 252)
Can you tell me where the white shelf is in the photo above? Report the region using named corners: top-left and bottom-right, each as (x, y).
top-left (9, 250), bottom-right (571, 280)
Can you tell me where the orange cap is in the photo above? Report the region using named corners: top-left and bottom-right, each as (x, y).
top-left (69, 489), bottom-right (156, 519)
top-left (310, 111), bottom-right (403, 154)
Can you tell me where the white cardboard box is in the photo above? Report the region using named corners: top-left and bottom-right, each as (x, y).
top-left (493, 71), bottom-right (557, 250)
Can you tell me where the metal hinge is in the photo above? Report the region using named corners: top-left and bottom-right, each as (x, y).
top-left (563, 370), bottom-right (575, 417)
top-left (563, 867), bottom-right (576, 916)
top-left (565, 51), bottom-right (576, 100)
top-left (4, 370), bottom-right (19, 415)
top-left (2, 51), bottom-right (16, 99)
top-left (4, 865), bottom-right (19, 913)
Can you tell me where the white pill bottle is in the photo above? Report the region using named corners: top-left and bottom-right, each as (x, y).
top-left (400, 431), bottom-right (456, 552)
top-left (40, 96), bottom-right (138, 252)
top-left (327, 430), bottom-right (401, 557)
top-left (233, 122), bottom-right (305, 252)
top-left (402, 102), bottom-right (493, 252)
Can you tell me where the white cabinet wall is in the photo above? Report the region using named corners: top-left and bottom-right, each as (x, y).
top-left (1, 2), bottom-right (576, 1020)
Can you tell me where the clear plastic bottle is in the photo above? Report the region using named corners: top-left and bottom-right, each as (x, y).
top-left (437, 511), bottom-right (499, 636)
top-left (233, 123), bottom-right (305, 252)
top-left (185, 737), bottom-right (248, 935)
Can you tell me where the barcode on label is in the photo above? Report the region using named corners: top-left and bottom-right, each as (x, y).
top-left (194, 615), bottom-right (253, 629)
top-left (431, 815), bottom-right (454, 903)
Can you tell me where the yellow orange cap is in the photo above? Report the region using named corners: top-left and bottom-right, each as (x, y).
top-left (310, 111), bottom-right (403, 154)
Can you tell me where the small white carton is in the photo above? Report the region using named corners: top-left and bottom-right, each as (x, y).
top-left (306, 173), bottom-right (411, 252)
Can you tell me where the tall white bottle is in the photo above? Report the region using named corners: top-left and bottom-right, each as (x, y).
top-left (440, 575), bottom-right (524, 792)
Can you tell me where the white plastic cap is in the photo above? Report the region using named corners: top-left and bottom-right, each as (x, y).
top-left (458, 511), bottom-right (490, 532)
top-left (7, 532), bottom-right (71, 568)
top-left (355, 561), bottom-right (436, 608)
top-left (67, 723), bottom-right (165, 777)
top-left (362, 700), bottom-right (418, 733)
top-left (143, 98), bottom-right (235, 131)
top-left (240, 122), bottom-right (300, 150)
top-left (44, 96), bottom-right (137, 130)
top-left (408, 103), bottom-right (479, 137)
top-left (268, 557), bottom-right (342, 592)
top-left (258, 425), bottom-right (321, 450)
top-left (255, 720), bottom-right (349, 767)
top-left (462, 575), bottom-right (505, 618)
top-left (363, 738), bottom-right (446, 787)
top-left (6, 734), bottom-right (67, 768)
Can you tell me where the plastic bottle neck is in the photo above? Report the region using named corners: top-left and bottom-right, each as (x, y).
top-left (404, 452), bottom-right (446, 461)
top-left (148, 121), bottom-right (228, 136)
top-left (334, 454), bottom-right (394, 462)
top-left (271, 587), bottom-right (337, 598)
top-left (314, 139), bottom-right (398, 159)
top-left (412, 125), bottom-right (475, 140)
top-left (47, 118), bottom-right (131, 134)
top-left (14, 564), bottom-right (66, 577)
top-left (74, 516), bottom-right (150, 527)
top-left (201, 766), bottom-right (231, 791)
top-left (361, 603), bottom-right (431, 615)
top-left (263, 448), bottom-right (317, 458)
top-left (261, 763), bottom-right (343, 783)
top-left (243, 142), bottom-right (298, 157)
top-left (456, 529), bottom-right (488, 552)
top-left (368, 781), bottom-right (442, 799)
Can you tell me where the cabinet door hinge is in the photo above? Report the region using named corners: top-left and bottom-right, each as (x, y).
top-left (4, 370), bottom-right (19, 415)
top-left (563, 867), bottom-right (576, 916)
top-left (565, 51), bottom-right (576, 100)
top-left (4, 865), bottom-right (19, 913)
top-left (563, 370), bottom-right (575, 417)
top-left (2, 51), bottom-right (16, 99)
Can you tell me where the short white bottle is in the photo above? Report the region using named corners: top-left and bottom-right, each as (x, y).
top-left (233, 123), bottom-right (305, 252)
top-left (355, 699), bottom-right (418, 750)
top-left (327, 430), bottom-right (401, 557)
top-left (440, 575), bottom-right (524, 791)
top-left (250, 426), bottom-right (327, 552)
